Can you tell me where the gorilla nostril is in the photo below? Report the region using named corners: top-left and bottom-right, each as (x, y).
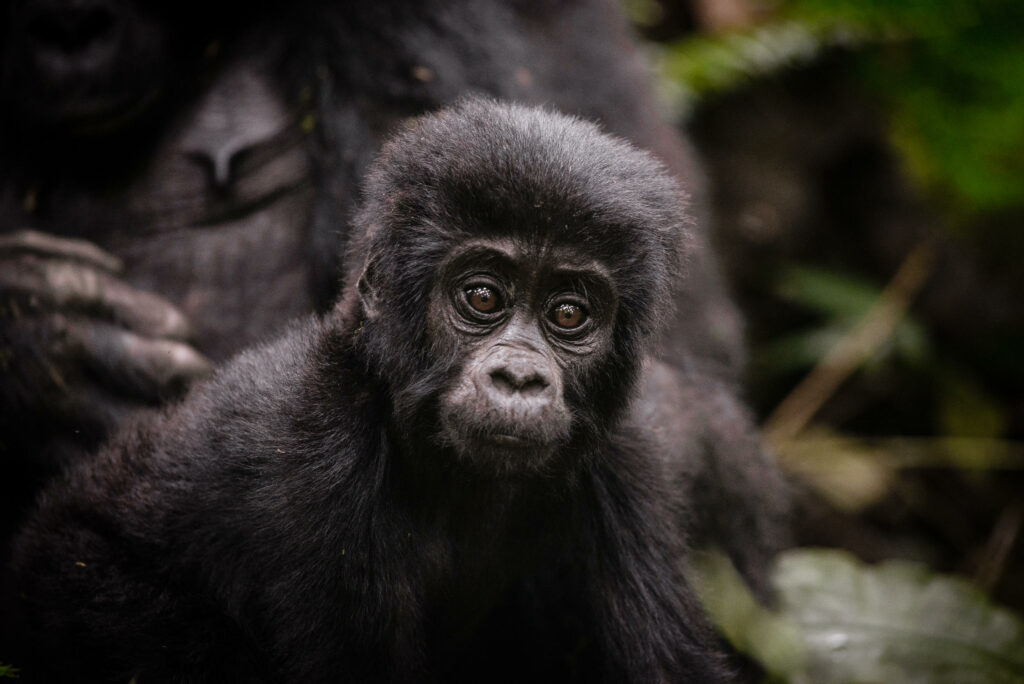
top-left (489, 369), bottom-right (517, 396)
top-left (488, 368), bottom-right (550, 397)
top-left (30, 6), bottom-right (117, 55)
top-left (519, 375), bottom-right (549, 397)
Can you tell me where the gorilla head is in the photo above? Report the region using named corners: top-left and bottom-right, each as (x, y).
top-left (350, 99), bottom-right (691, 474)
top-left (0, 0), bottom-right (261, 132)
top-left (3, 0), bottom-right (168, 129)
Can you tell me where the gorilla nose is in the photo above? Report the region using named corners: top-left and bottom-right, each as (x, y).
top-left (487, 360), bottom-right (552, 400)
top-left (28, 0), bottom-right (119, 58)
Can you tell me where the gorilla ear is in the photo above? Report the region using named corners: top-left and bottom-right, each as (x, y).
top-left (357, 255), bottom-right (381, 319)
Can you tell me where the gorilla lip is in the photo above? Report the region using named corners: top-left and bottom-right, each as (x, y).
top-left (484, 433), bottom-right (535, 447)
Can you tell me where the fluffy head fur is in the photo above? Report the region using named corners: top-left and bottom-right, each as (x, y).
top-left (347, 99), bottom-right (692, 457)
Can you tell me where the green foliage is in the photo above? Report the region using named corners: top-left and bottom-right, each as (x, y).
top-left (660, 0), bottom-right (1024, 215)
top-left (754, 264), bottom-right (929, 378)
top-left (777, 265), bottom-right (890, 319)
top-left (0, 662), bottom-right (19, 679)
top-left (688, 550), bottom-right (808, 681)
top-left (773, 549), bottom-right (1024, 683)
top-left (858, 6), bottom-right (1024, 216)
top-left (784, 0), bottom-right (985, 37)
top-left (692, 549), bottom-right (1024, 683)
top-left (755, 262), bottom-right (1013, 444)
top-left (659, 22), bottom-right (839, 115)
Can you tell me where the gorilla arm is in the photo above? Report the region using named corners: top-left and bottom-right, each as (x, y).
top-left (634, 358), bottom-right (792, 597)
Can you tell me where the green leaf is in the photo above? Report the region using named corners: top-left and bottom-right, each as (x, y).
top-left (688, 549), bottom-right (809, 681)
top-left (772, 549), bottom-right (1024, 683)
top-left (775, 266), bottom-right (880, 318)
top-left (659, 21), bottom-right (831, 113)
top-left (754, 328), bottom-right (846, 377)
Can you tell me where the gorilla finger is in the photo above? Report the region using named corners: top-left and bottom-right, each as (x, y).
top-left (0, 229), bottom-right (123, 273)
top-left (1, 256), bottom-right (193, 340)
top-left (92, 271), bottom-right (195, 341)
top-left (71, 322), bottom-right (214, 402)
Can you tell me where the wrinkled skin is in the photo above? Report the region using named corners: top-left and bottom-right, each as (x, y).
top-left (421, 240), bottom-right (615, 471)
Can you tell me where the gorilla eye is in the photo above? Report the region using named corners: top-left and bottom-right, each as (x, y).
top-left (466, 286), bottom-right (501, 314)
top-left (550, 302), bottom-right (586, 329)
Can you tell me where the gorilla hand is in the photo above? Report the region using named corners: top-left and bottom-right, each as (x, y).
top-left (0, 230), bottom-right (212, 468)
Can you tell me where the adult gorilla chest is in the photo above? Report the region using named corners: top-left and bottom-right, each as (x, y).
top-left (1, 57), bottom-right (316, 361)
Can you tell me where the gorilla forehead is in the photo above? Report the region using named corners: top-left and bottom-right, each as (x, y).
top-left (437, 238), bottom-right (612, 283)
top-left (355, 99), bottom-right (690, 309)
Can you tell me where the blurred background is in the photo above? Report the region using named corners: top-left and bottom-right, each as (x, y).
top-left (628, 0), bottom-right (1024, 614)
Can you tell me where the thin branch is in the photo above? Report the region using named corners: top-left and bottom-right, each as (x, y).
top-left (975, 504), bottom-right (1022, 591)
top-left (763, 240), bottom-right (936, 447)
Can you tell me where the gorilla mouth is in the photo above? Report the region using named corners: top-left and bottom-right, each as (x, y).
top-left (463, 432), bottom-right (559, 472)
top-left (443, 404), bottom-right (573, 449)
top-left (21, 83), bottom-right (162, 134)
top-left (483, 433), bottom-right (536, 448)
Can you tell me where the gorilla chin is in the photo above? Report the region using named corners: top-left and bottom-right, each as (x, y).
top-left (40, 87), bottom-right (163, 135)
top-left (452, 432), bottom-right (564, 474)
top-left (439, 404), bottom-right (572, 474)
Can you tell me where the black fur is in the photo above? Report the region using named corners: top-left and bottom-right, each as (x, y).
top-left (0, 0), bottom-right (744, 590)
top-left (10, 101), bottom-right (740, 682)
top-left (0, 0), bottom-right (741, 468)
top-left (0, 1), bottom-right (750, 640)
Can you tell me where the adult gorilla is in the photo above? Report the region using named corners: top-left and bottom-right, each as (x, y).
top-left (0, 0), bottom-right (742, 529)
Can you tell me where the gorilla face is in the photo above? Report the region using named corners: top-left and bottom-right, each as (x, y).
top-left (351, 99), bottom-right (688, 476)
top-left (430, 239), bottom-right (617, 470)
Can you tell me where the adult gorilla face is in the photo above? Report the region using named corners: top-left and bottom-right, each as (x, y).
top-left (431, 239), bottom-right (618, 470)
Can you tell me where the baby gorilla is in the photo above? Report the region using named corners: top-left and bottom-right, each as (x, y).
top-left (11, 100), bottom-right (735, 682)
